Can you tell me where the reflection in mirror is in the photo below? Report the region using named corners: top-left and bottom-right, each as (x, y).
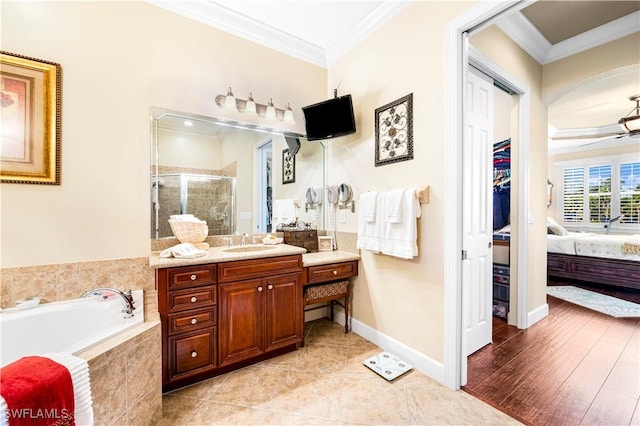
top-left (151, 108), bottom-right (325, 241)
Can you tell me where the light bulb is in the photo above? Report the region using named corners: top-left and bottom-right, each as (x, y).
top-left (265, 98), bottom-right (277, 120)
top-left (245, 92), bottom-right (257, 115)
top-left (224, 87), bottom-right (237, 111)
top-left (283, 103), bottom-right (295, 124)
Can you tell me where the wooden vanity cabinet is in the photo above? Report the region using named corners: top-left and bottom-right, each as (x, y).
top-left (157, 264), bottom-right (218, 390)
top-left (217, 255), bottom-right (303, 367)
top-left (158, 254), bottom-right (303, 391)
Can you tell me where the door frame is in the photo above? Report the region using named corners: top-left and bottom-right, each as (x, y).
top-left (443, 1), bottom-right (533, 390)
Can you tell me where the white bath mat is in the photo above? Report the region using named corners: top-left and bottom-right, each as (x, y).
top-left (363, 351), bottom-right (413, 381)
top-left (547, 286), bottom-right (640, 318)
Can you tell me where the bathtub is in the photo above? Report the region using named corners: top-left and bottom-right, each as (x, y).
top-left (0, 289), bottom-right (144, 367)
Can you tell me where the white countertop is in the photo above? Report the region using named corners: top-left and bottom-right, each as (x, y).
top-left (302, 250), bottom-right (361, 267)
top-left (149, 244), bottom-right (306, 269)
top-left (149, 244), bottom-right (360, 269)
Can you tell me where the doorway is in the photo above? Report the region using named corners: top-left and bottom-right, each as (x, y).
top-left (443, 1), bottom-right (533, 390)
top-left (257, 141), bottom-right (273, 234)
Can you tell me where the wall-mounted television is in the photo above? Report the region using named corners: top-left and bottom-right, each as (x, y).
top-left (302, 94), bottom-right (356, 141)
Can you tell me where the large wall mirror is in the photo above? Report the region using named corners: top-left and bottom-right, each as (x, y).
top-left (150, 107), bottom-right (326, 241)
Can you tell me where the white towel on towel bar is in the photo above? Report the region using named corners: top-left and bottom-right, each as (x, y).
top-left (380, 188), bottom-right (422, 259)
top-left (383, 188), bottom-right (405, 223)
top-left (359, 191), bottom-right (378, 223)
top-left (273, 199), bottom-right (298, 226)
top-left (357, 192), bottom-right (383, 252)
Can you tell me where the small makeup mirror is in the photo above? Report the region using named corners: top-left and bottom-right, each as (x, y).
top-left (338, 183), bottom-right (352, 204)
top-left (337, 183), bottom-right (355, 212)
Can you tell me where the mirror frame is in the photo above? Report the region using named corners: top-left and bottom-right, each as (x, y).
top-left (150, 107), bottom-right (327, 244)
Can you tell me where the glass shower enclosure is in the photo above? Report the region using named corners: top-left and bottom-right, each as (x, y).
top-left (152, 173), bottom-right (235, 239)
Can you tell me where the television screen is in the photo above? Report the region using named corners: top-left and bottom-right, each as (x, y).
top-left (302, 95), bottom-right (356, 141)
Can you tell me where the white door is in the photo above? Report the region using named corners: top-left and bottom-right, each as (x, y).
top-left (463, 66), bottom-right (494, 356)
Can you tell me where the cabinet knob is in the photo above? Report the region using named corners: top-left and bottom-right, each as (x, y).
top-left (258, 286), bottom-right (263, 292)
top-left (191, 351), bottom-right (197, 358)
top-left (190, 274), bottom-right (197, 280)
top-left (268, 284), bottom-right (273, 290)
top-left (332, 270), bottom-right (338, 275)
top-left (190, 318), bottom-right (197, 325)
top-left (190, 296), bottom-right (197, 303)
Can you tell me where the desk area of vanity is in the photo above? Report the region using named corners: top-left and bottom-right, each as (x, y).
top-left (150, 245), bottom-right (360, 392)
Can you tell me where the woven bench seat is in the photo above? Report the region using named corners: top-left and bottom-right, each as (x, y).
top-left (304, 280), bottom-right (349, 303)
top-left (303, 280), bottom-right (350, 346)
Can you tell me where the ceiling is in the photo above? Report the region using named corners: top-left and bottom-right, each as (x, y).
top-left (146, 0), bottom-right (640, 153)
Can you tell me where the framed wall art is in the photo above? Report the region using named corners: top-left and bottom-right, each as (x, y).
top-left (0, 51), bottom-right (62, 184)
top-left (374, 93), bottom-right (413, 167)
top-left (282, 148), bottom-right (295, 184)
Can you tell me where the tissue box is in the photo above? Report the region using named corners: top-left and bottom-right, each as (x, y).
top-left (283, 230), bottom-right (318, 252)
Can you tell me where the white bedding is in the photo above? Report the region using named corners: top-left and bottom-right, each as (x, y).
top-left (547, 232), bottom-right (595, 255)
top-left (575, 234), bottom-right (640, 261)
top-left (547, 232), bottom-right (640, 261)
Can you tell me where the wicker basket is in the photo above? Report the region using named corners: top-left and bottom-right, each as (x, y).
top-left (304, 280), bottom-right (349, 303)
top-left (168, 220), bottom-right (208, 244)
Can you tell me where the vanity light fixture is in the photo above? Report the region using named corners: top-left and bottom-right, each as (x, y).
top-left (265, 98), bottom-right (277, 120)
top-left (283, 103), bottom-right (295, 124)
top-left (245, 92), bottom-right (257, 115)
top-left (214, 88), bottom-right (294, 123)
top-left (223, 87), bottom-right (237, 111)
top-left (619, 94), bottom-right (640, 138)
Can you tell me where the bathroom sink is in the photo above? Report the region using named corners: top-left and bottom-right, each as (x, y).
top-left (223, 245), bottom-right (278, 253)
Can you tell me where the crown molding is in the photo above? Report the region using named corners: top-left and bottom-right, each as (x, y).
top-left (325, 1), bottom-right (411, 67)
top-left (545, 11), bottom-right (640, 63)
top-left (146, 0), bottom-right (408, 69)
top-left (497, 11), bottom-right (550, 64)
top-left (498, 10), bottom-right (640, 65)
top-left (146, 0), bottom-right (326, 67)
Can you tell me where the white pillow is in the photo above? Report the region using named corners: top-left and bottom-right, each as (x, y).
top-left (547, 217), bottom-right (569, 236)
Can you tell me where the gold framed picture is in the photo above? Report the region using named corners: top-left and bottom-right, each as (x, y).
top-left (318, 236), bottom-right (333, 251)
top-left (1, 51), bottom-right (61, 185)
top-left (375, 93), bottom-right (413, 167)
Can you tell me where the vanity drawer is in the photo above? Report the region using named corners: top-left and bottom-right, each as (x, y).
top-left (169, 285), bottom-right (216, 312)
top-left (307, 261), bottom-right (358, 284)
top-left (169, 329), bottom-right (216, 377)
top-left (167, 306), bottom-right (217, 335)
top-left (168, 265), bottom-right (217, 290)
top-left (218, 255), bottom-right (302, 283)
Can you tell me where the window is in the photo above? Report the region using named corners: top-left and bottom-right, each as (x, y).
top-left (560, 157), bottom-right (640, 227)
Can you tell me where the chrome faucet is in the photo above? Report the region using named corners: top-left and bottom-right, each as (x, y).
top-left (241, 232), bottom-right (249, 246)
top-left (82, 288), bottom-right (136, 318)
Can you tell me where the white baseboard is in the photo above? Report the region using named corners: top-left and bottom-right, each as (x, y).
top-left (527, 303), bottom-right (549, 328)
top-left (331, 310), bottom-right (445, 385)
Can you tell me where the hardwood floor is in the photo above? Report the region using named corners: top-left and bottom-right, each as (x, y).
top-left (464, 291), bottom-right (640, 426)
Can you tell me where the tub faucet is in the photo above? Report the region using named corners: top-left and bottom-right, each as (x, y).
top-left (82, 288), bottom-right (135, 318)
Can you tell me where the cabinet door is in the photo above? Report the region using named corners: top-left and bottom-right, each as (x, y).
top-left (264, 273), bottom-right (301, 352)
top-left (218, 278), bottom-right (265, 367)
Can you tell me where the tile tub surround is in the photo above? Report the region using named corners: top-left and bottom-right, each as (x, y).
top-left (159, 319), bottom-right (521, 425)
top-left (0, 257), bottom-right (157, 318)
top-left (82, 320), bottom-right (162, 425)
top-left (1, 257), bottom-right (163, 424)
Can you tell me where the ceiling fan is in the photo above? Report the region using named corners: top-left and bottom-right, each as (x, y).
top-left (550, 95), bottom-right (640, 147)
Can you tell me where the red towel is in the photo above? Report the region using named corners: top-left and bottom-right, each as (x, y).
top-left (0, 356), bottom-right (75, 426)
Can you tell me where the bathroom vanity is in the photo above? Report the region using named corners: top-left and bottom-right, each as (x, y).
top-left (152, 244), bottom-right (359, 392)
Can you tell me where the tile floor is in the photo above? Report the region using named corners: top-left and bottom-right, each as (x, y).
top-left (158, 319), bottom-right (521, 425)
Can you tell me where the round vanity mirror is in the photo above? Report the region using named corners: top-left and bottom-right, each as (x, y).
top-left (306, 187), bottom-right (318, 204)
top-left (338, 183), bottom-right (352, 204)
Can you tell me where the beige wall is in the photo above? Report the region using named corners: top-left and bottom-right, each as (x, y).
top-left (0, 1), bottom-right (326, 267)
top-left (327, 1), bottom-right (478, 363)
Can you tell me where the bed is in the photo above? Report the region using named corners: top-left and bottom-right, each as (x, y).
top-left (547, 231), bottom-right (640, 290)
